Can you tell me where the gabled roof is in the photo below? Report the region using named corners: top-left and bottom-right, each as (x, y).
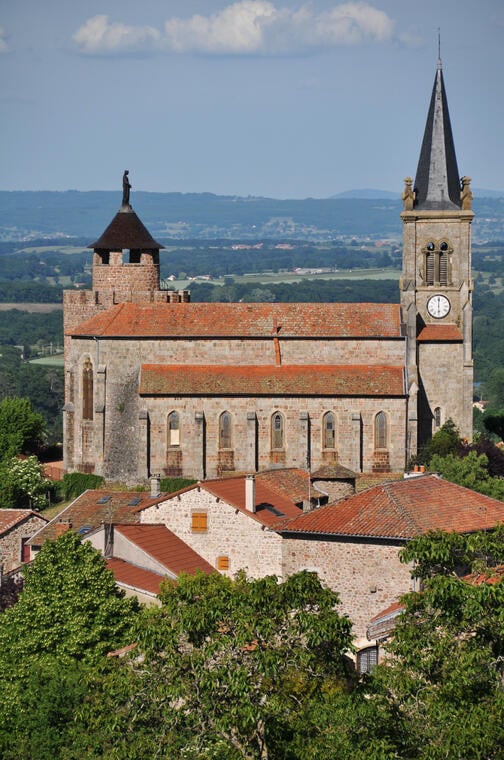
top-left (280, 475), bottom-right (504, 540)
top-left (28, 490), bottom-right (166, 546)
top-left (139, 364), bottom-right (406, 398)
top-left (417, 324), bottom-right (463, 342)
top-left (0, 509), bottom-right (47, 536)
top-left (88, 206), bottom-right (163, 250)
top-left (106, 557), bottom-right (166, 596)
top-left (114, 524), bottom-right (214, 576)
top-left (414, 61), bottom-right (461, 210)
top-left (67, 302), bottom-right (403, 339)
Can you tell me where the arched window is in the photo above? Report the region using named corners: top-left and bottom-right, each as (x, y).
top-left (82, 358), bottom-right (93, 420)
top-left (168, 411), bottom-right (180, 446)
top-left (323, 412), bottom-right (336, 449)
top-left (271, 412), bottom-right (284, 449)
top-left (219, 411), bottom-right (232, 449)
top-left (374, 412), bottom-right (387, 450)
top-left (434, 407), bottom-right (442, 429)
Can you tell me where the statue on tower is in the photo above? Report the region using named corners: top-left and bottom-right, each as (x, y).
top-left (460, 176), bottom-right (473, 210)
top-left (402, 177), bottom-right (415, 210)
top-left (122, 170), bottom-right (131, 207)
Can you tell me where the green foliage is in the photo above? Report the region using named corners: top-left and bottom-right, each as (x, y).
top-left (417, 418), bottom-right (460, 464)
top-left (159, 475), bottom-right (197, 493)
top-left (61, 471), bottom-right (105, 500)
top-left (0, 455), bottom-right (52, 509)
top-left (0, 396), bottom-right (46, 461)
top-left (366, 529), bottom-right (504, 758)
top-left (484, 409), bottom-right (504, 441)
top-left (429, 451), bottom-right (504, 500)
top-left (0, 530), bottom-right (139, 672)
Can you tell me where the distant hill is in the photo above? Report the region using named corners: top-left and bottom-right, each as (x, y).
top-left (0, 190), bottom-right (503, 242)
top-left (330, 189), bottom-right (399, 200)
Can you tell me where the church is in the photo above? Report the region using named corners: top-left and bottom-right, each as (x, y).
top-left (63, 60), bottom-right (474, 484)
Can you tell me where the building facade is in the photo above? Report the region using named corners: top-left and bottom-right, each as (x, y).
top-left (63, 61), bottom-right (473, 483)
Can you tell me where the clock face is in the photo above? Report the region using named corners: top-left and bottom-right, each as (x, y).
top-left (427, 294), bottom-right (450, 319)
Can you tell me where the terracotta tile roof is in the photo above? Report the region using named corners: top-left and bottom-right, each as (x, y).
top-left (106, 557), bottom-right (165, 596)
top-left (311, 464), bottom-right (357, 480)
top-left (68, 302), bottom-right (402, 339)
top-left (88, 208), bottom-right (163, 250)
top-left (139, 364), bottom-right (406, 397)
top-left (255, 468), bottom-right (317, 505)
top-left (280, 474), bottom-right (504, 540)
top-left (0, 509), bottom-right (47, 536)
top-left (464, 565), bottom-right (504, 586)
top-left (114, 524), bottom-right (214, 576)
top-left (28, 490), bottom-right (166, 546)
top-left (202, 475), bottom-right (304, 528)
top-left (417, 324), bottom-right (463, 342)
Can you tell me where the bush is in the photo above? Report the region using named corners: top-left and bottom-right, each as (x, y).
top-left (160, 477), bottom-right (196, 494)
top-left (61, 472), bottom-right (105, 500)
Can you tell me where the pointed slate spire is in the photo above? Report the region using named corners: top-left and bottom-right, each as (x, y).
top-left (414, 58), bottom-right (461, 210)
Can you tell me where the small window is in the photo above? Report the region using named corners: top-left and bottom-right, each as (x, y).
top-left (374, 412), bottom-right (387, 450)
top-left (357, 645), bottom-right (378, 674)
top-left (217, 555), bottom-right (230, 571)
top-left (219, 411), bottom-right (232, 449)
top-left (434, 406), bottom-right (442, 428)
top-left (323, 411), bottom-right (336, 449)
top-left (168, 411), bottom-right (180, 446)
top-left (82, 358), bottom-right (93, 420)
top-left (271, 412), bottom-right (284, 449)
top-left (191, 512), bottom-right (207, 533)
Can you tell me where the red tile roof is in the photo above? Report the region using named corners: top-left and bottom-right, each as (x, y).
top-left (139, 364), bottom-right (406, 397)
top-left (0, 509), bottom-right (47, 536)
top-left (417, 324), bottom-right (463, 342)
top-left (281, 474), bottom-right (504, 539)
top-left (28, 490), bottom-right (166, 546)
top-left (68, 302), bottom-right (402, 339)
top-left (202, 475), bottom-right (304, 528)
top-left (114, 524), bottom-right (214, 576)
top-left (106, 557), bottom-right (165, 596)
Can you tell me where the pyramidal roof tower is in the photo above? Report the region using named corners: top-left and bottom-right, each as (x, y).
top-left (413, 55), bottom-right (461, 210)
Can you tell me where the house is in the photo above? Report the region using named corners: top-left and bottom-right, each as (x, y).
top-left (0, 509), bottom-right (48, 577)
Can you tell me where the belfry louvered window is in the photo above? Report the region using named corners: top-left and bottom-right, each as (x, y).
top-left (82, 358), bottom-right (93, 420)
top-left (423, 240), bottom-right (451, 286)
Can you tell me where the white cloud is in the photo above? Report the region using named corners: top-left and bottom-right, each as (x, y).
top-left (72, 2), bottom-right (395, 56)
top-left (0, 26), bottom-right (8, 53)
top-left (72, 15), bottom-right (160, 55)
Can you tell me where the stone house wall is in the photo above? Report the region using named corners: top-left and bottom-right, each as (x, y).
top-left (140, 489), bottom-right (285, 579)
top-left (0, 514), bottom-right (47, 574)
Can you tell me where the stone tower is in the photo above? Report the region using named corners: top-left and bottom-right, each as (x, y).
top-left (401, 59), bottom-right (474, 449)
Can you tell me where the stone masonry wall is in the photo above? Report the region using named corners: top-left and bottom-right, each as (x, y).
top-left (140, 489), bottom-right (285, 579)
top-left (0, 514), bottom-right (47, 574)
top-left (281, 535), bottom-right (412, 639)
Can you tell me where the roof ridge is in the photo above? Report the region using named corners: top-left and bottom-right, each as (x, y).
top-left (382, 481), bottom-right (420, 536)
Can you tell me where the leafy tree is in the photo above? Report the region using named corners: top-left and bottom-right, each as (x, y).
top-left (0, 396), bottom-right (45, 461)
top-left (0, 455), bottom-right (52, 509)
top-left (0, 530), bottom-right (139, 672)
top-left (429, 450), bottom-right (504, 500)
top-left (361, 529), bottom-right (504, 759)
top-left (484, 410), bottom-right (504, 441)
top-left (72, 570), bottom-right (354, 759)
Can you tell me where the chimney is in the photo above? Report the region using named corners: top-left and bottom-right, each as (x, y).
top-left (150, 474), bottom-right (161, 499)
top-left (245, 475), bottom-right (256, 513)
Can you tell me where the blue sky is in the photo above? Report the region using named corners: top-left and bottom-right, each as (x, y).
top-left (1, 0), bottom-right (502, 198)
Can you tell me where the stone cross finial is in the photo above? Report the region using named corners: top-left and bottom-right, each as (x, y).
top-left (402, 177), bottom-right (415, 210)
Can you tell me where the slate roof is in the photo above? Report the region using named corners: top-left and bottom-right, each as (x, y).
top-left (28, 490), bottom-right (166, 546)
top-left (414, 61), bottom-right (461, 210)
top-left (114, 524), bottom-right (214, 576)
top-left (88, 207), bottom-right (163, 250)
top-left (280, 475), bottom-right (504, 540)
top-left (68, 302), bottom-right (403, 339)
top-left (417, 324), bottom-right (463, 342)
top-left (0, 509), bottom-right (47, 536)
top-left (139, 364), bottom-right (406, 397)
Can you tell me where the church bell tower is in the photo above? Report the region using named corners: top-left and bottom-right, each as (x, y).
top-left (401, 57), bottom-right (474, 449)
